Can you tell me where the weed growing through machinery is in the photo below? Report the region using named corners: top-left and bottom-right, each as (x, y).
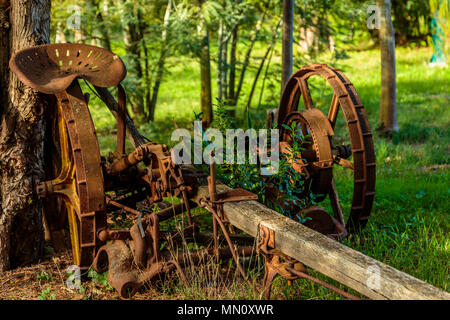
top-left (209, 99), bottom-right (316, 221)
top-left (88, 268), bottom-right (114, 291)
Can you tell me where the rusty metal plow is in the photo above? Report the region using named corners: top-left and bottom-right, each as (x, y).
top-left (9, 44), bottom-right (376, 299)
top-left (9, 43), bottom-right (258, 298)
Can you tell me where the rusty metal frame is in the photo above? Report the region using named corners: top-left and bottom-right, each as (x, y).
top-left (9, 44), bottom-right (376, 300)
top-left (258, 224), bottom-right (360, 300)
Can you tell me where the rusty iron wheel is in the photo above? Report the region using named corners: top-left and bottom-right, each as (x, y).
top-left (40, 102), bottom-right (83, 266)
top-left (35, 88), bottom-right (107, 271)
top-left (9, 44), bottom-right (124, 270)
top-left (278, 64), bottom-right (376, 233)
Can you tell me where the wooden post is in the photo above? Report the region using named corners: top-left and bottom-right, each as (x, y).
top-left (281, 0), bottom-right (294, 90)
top-left (198, 0), bottom-right (213, 127)
top-left (378, 0), bottom-right (398, 134)
top-left (188, 170), bottom-right (450, 300)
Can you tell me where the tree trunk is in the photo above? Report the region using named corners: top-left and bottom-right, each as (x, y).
top-left (122, 0), bottom-right (145, 117)
top-left (0, 0), bottom-right (51, 271)
top-left (0, 0), bottom-right (10, 117)
top-left (228, 24), bottom-right (238, 104)
top-left (148, 0), bottom-right (172, 121)
top-left (136, 8), bottom-right (152, 121)
top-left (88, 0), bottom-right (111, 50)
top-left (217, 21), bottom-right (224, 100)
top-left (282, 0), bottom-right (294, 90)
top-left (234, 12), bottom-right (265, 106)
top-left (200, 29), bottom-right (213, 127)
top-left (245, 19), bottom-right (282, 113)
top-left (217, 21), bottom-right (230, 101)
top-left (378, 0), bottom-right (398, 134)
top-left (221, 34), bottom-right (228, 102)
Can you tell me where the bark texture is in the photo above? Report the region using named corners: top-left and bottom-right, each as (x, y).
top-left (0, 0), bottom-right (51, 271)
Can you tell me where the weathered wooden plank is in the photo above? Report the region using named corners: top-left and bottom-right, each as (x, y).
top-left (188, 170), bottom-right (449, 300)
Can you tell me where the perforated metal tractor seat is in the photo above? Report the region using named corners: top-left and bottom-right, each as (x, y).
top-left (9, 43), bottom-right (126, 94)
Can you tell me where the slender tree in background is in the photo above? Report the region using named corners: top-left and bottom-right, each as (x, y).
top-left (246, 18), bottom-right (282, 112)
top-left (121, 0), bottom-right (145, 116)
top-left (88, 0), bottom-right (111, 50)
top-left (0, 0), bottom-right (51, 271)
top-left (217, 0), bottom-right (246, 107)
top-left (217, 19), bottom-right (228, 100)
top-left (148, 0), bottom-right (173, 121)
top-left (377, 0), bottom-right (398, 134)
top-left (234, 11), bottom-right (265, 106)
top-left (199, 1), bottom-right (213, 127)
top-left (227, 23), bottom-right (238, 105)
top-left (281, 0), bottom-right (294, 90)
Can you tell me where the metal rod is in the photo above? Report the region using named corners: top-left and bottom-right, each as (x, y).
top-left (285, 266), bottom-right (361, 300)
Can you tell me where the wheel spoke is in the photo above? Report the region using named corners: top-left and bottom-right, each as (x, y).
top-left (296, 77), bottom-right (314, 109)
top-left (333, 156), bottom-right (354, 170)
top-left (50, 103), bottom-right (72, 185)
top-left (327, 94), bottom-right (340, 129)
top-left (66, 199), bottom-right (80, 265)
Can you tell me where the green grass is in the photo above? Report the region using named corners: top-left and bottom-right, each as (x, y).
top-left (336, 47), bottom-right (449, 292)
top-left (87, 45), bottom-right (449, 299)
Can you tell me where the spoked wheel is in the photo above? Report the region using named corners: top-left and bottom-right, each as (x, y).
top-left (278, 64), bottom-right (376, 234)
top-left (54, 102), bottom-right (82, 265)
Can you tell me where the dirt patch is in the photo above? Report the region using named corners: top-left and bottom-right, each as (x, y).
top-left (0, 247), bottom-right (263, 300)
top-left (0, 249), bottom-right (176, 300)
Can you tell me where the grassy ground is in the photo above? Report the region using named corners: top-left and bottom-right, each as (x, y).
top-left (2, 46), bottom-right (448, 300)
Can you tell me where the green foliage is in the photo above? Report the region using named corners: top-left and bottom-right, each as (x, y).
top-left (37, 287), bottom-right (56, 300)
top-left (36, 271), bottom-right (53, 282)
top-left (211, 99), bottom-right (315, 220)
top-left (88, 268), bottom-right (114, 291)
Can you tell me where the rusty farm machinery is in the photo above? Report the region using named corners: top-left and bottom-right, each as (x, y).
top-left (9, 43), bottom-right (376, 299)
